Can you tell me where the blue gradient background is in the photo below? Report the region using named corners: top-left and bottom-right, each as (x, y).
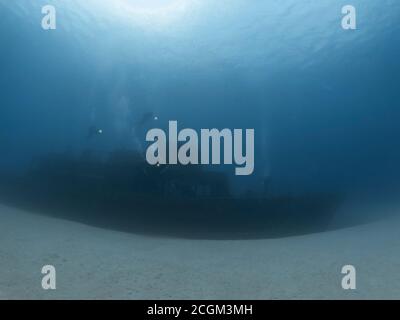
top-left (0, 0), bottom-right (399, 195)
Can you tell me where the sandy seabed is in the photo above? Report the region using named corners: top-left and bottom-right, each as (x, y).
top-left (1, 204), bottom-right (400, 300)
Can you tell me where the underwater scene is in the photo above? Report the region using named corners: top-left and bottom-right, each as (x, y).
top-left (1, 0), bottom-right (400, 300)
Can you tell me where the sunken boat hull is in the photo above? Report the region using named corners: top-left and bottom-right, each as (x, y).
top-left (0, 151), bottom-right (340, 239)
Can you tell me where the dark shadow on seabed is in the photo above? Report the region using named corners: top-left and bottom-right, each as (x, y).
top-left (0, 149), bottom-right (350, 240)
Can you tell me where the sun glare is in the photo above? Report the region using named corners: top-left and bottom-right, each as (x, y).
top-left (111, 0), bottom-right (195, 29)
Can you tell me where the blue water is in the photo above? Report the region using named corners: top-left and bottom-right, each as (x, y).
top-left (0, 0), bottom-right (399, 203)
